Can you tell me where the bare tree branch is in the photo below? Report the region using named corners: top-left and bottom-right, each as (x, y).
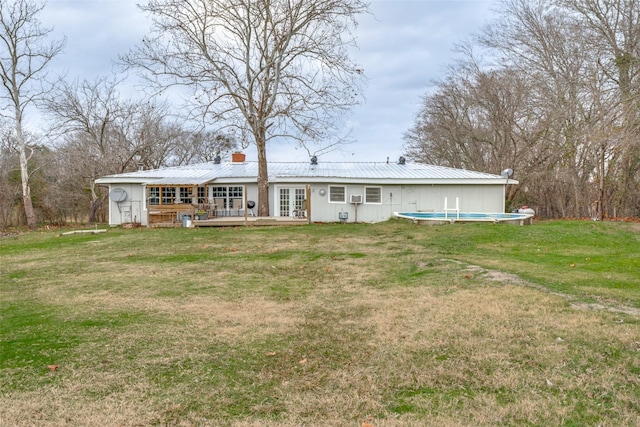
top-left (122, 0), bottom-right (368, 215)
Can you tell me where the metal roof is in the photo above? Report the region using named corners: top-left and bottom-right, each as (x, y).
top-left (95, 161), bottom-right (514, 185)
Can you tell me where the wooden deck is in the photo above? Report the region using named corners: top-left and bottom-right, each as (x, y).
top-left (151, 216), bottom-right (310, 228)
top-left (196, 216), bottom-right (309, 227)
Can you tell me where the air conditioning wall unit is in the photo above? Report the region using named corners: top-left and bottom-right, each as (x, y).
top-left (350, 194), bottom-right (362, 204)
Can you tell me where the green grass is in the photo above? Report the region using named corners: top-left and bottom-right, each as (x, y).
top-left (0, 220), bottom-right (639, 426)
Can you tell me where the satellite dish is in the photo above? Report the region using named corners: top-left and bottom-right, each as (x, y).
top-left (110, 188), bottom-right (128, 202)
top-left (501, 168), bottom-right (513, 179)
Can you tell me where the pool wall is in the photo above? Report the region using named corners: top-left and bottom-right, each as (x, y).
top-left (394, 212), bottom-right (534, 225)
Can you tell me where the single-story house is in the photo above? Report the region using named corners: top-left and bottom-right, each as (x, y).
top-left (95, 154), bottom-right (517, 226)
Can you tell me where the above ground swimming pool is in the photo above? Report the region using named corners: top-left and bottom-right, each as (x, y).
top-left (394, 211), bottom-right (534, 225)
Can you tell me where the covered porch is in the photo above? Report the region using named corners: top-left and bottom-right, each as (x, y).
top-left (145, 181), bottom-right (310, 227)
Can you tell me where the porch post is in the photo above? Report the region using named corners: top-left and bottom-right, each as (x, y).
top-left (306, 185), bottom-right (311, 224)
top-left (244, 185), bottom-right (248, 226)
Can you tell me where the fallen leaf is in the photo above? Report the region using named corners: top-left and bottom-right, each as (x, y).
top-left (298, 358), bottom-right (307, 364)
top-left (47, 365), bottom-right (58, 371)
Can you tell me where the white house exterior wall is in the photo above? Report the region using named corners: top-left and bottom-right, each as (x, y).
top-left (96, 161), bottom-right (514, 225)
top-left (105, 183), bottom-right (147, 226)
top-left (305, 183), bottom-right (504, 223)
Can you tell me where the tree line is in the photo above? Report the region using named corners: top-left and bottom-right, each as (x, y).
top-left (0, 75), bottom-right (237, 228)
top-left (405, 0), bottom-right (640, 219)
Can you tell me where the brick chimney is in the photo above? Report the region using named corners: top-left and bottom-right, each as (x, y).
top-left (231, 152), bottom-right (246, 163)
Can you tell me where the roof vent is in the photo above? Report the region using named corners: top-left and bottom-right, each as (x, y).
top-left (398, 156), bottom-right (406, 165)
top-left (310, 155), bottom-right (318, 165)
top-left (213, 155), bottom-right (221, 164)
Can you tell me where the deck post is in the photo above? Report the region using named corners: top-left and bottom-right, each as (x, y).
top-left (306, 185), bottom-right (311, 224)
top-left (244, 185), bottom-right (248, 226)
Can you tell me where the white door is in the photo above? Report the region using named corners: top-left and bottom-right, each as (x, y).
top-left (278, 187), bottom-right (306, 217)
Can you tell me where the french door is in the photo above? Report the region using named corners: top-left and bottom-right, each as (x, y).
top-left (278, 187), bottom-right (306, 217)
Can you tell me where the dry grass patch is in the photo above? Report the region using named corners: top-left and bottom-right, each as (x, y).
top-left (1, 223), bottom-right (639, 426)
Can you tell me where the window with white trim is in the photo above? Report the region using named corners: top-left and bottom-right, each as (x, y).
top-left (365, 187), bottom-right (382, 204)
top-left (211, 186), bottom-right (244, 209)
top-left (329, 186), bottom-right (346, 203)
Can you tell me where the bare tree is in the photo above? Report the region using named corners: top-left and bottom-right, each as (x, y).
top-left (46, 76), bottom-right (237, 222)
top-left (407, 0), bottom-right (637, 218)
top-left (0, 0), bottom-right (64, 230)
top-left (404, 57), bottom-right (554, 209)
top-left (0, 120), bottom-right (20, 227)
top-left (45, 77), bottom-right (127, 223)
top-left (170, 131), bottom-right (237, 165)
top-left (558, 0), bottom-right (640, 216)
top-left (478, 0), bottom-right (637, 217)
top-left (122, 0), bottom-right (368, 216)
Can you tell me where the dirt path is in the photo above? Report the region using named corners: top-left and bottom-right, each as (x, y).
top-left (453, 260), bottom-right (640, 317)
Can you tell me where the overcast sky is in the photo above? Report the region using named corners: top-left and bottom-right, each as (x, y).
top-left (41, 0), bottom-right (497, 163)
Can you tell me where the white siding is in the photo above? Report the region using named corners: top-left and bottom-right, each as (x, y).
top-left (307, 183), bottom-right (504, 223)
top-left (106, 184), bottom-right (146, 226)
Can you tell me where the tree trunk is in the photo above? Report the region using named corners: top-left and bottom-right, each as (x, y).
top-left (16, 116), bottom-right (37, 230)
top-left (256, 129), bottom-right (270, 217)
top-left (597, 142), bottom-right (605, 221)
top-left (88, 194), bottom-right (102, 224)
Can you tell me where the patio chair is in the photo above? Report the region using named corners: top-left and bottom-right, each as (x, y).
top-left (214, 198), bottom-right (226, 216)
top-left (232, 198), bottom-right (243, 216)
top-left (293, 200), bottom-right (307, 218)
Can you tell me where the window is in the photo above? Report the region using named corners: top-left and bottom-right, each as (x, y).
top-left (211, 186), bottom-right (243, 209)
top-left (211, 186), bottom-right (227, 199)
top-left (329, 186), bottom-right (346, 203)
top-left (162, 187), bottom-right (175, 205)
top-left (197, 186), bottom-right (205, 204)
top-left (228, 186), bottom-right (243, 199)
top-left (365, 187), bottom-right (382, 204)
top-left (148, 186), bottom-right (201, 205)
top-left (148, 187), bottom-right (160, 205)
top-left (178, 187), bottom-right (192, 203)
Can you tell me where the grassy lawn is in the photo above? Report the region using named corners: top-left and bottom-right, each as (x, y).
top-left (1, 220), bottom-right (639, 426)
